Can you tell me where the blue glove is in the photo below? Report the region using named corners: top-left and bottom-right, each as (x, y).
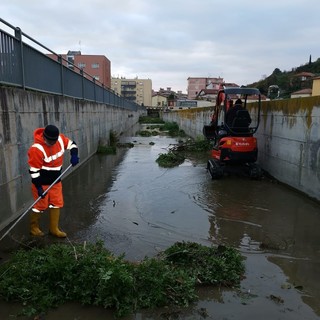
top-left (37, 186), bottom-right (46, 198)
top-left (70, 154), bottom-right (79, 166)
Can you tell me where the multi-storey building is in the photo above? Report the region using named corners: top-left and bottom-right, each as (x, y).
top-left (47, 51), bottom-right (111, 88)
top-left (111, 77), bottom-right (152, 106)
top-left (187, 77), bottom-right (224, 99)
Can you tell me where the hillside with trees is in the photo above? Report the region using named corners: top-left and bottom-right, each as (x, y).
top-left (247, 56), bottom-right (320, 99)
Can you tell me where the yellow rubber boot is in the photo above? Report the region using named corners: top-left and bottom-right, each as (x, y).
top-left (30, 212), bottom-right (44, 236)
top-left (49, 208), bottom-right (67, 238)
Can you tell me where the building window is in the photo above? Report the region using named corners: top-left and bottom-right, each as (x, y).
top-left (78, 62), bottom-right (86, 69)
top-left (92, 63), bottom-right (99, 69)
top-left (67, 55), bottom-right (74, 70)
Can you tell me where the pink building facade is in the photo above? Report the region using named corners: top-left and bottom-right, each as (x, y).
top-left (187, 77), bottom-right (224, 99)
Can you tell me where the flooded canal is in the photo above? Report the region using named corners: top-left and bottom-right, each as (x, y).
top-left (1, 126), bottom-right (320, 319)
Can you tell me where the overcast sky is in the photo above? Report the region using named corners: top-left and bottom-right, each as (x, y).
top-left (1, 0), bottom-right (319, 92)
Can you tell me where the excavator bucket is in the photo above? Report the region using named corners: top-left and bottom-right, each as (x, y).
top-left (203, 125), bottom-right (216, 140)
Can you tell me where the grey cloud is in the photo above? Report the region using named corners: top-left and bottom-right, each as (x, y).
top-left (1, 0), bottom-right (320, 91)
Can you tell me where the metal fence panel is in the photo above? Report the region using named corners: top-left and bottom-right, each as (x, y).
top-left (95, 85), bottom-right (104, 103)
top-left (0, 31), bottom-right (22, 86)
top-left (83, 77), bottom-right (95, 101)
top-left (63, 67), bottom-right (83, 99)
top-left (23, 44), bottom-right (62, 94)
top-left (0, 19), bottom-right (140, 112)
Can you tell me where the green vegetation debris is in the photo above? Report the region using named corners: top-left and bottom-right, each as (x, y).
top-left (109, 130), bottom-right (118, 146)
top-left (117, 142), bottom-right (135, 148)
top-left (137, 130), bottom-right (159, 137)
top-left (0, 241), bottom-right (244, 318)
top-left (139, 116), bottom-right (165, 124)
top-left (173, 137), bottom-right (212, 152)
top-left (97, 131), bottom-right (134, 154)
top-left (137, 120), bottom-right (185, 138)
top-left (156, 151), bottom-right (185, 168)
top-left (97, 145), bottom-right (117, 154)
top-left (97, 130), bottom-right (119, 154)
top-left (160, 121), bottom-right (186, 137)
top-left (155, 137), bottom-right (212, 168)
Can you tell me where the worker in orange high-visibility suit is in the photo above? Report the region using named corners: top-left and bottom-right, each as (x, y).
top-left (28, 124), bottom-right (79, 237)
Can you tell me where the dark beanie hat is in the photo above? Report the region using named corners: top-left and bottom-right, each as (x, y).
top-left (235, 98), bottom-right (242, 105)
top-left (44, 125), bottom-right (59, 141)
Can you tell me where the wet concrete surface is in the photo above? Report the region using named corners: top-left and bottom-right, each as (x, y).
top-left (1, 127), bottom-right (320, 319)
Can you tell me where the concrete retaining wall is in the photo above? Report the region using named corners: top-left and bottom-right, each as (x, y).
top-left (163, 96), bottom-right (320, 202)
top-left (0, 87), bottom-right (144, 230)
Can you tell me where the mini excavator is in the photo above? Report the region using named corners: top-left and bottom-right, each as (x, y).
top-left (203, 87), bottom-right (263, 179)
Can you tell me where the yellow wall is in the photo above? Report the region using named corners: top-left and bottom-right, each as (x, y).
top-left (312, 78), bottom-right (320, 96)
top-left (152, 95), bottom-right (167, 107)
top-left (111, 78), bottom-right (152, 106)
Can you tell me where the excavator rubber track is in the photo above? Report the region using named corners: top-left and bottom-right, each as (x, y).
top-left (207, 159), bottom-right (224, 179)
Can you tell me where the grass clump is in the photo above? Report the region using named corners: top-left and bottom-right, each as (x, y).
top-left (186, 137), bottom-right (212, 152)
top-left (137, 130), bottom-right (159, 137)
top-left (155, 137), bottom-right (212, 168)
top-left (97, 145), bottom-right (117, 154)
top-left (0, 241), bottom-right (244, 318)
top-left (117, 142), bottom-right (135, 148)
top-left (161, 242), bottom-right (245, 285)
top-left (97, 131), bottom-right (134, 154)
top-left (156, 151), bottom-right (185, 168)
top-left (97, 130), bottom-right (119, 154)
top-left (139, 116), bottom-right (165, 124)
top-left (160, 122), bottom-right (186, 137)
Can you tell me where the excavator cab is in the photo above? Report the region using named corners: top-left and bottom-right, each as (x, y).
top-left (203, 87), bottom-right (262, 179)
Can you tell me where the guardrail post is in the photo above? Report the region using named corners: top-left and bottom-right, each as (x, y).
top-left (14, 27), bottom-right (25, 89)
top-left (58, 55), bottom-right (64, 96)
top-left (80, 68), bottom-right (85, 100)
top-left (93, 77), bottom-right (96, 102)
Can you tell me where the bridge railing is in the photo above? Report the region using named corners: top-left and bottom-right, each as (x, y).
top-left (0, 18), bottom-right (141, 111)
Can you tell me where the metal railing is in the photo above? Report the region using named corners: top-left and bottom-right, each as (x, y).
top-left (0, 18), bottom-right (141, 111)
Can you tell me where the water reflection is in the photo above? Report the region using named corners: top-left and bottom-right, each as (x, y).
top-left (66, 135), bottom-right (213, 259)
top-left (1, 130), bottom-right (320, 319)
top-left (65, 133), bottom-right (320, 317)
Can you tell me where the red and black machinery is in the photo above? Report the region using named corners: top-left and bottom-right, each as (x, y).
top-left (203, 87), bottom-right (262, 179)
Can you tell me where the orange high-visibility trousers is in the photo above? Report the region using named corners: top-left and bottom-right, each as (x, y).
top-left (31, 182), bottom-right (64, 212)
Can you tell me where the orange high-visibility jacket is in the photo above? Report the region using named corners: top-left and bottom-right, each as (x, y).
top-left (28, 128), bottom-right (78, 186)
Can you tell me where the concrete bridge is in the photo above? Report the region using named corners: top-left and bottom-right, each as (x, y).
top-left (145, 106), bottom-right (162, 117)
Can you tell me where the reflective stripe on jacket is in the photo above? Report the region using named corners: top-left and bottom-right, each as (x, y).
top-left (28, 127), bottom-right (77, 185)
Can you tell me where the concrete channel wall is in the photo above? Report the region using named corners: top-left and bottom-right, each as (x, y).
top-left (162, 96), bottom-right (320, 202)
top-left (0, 86), bottom-right (144, 230)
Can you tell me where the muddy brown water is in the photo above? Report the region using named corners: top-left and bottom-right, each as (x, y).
top-left (1, 128), bottom-right (320, 319)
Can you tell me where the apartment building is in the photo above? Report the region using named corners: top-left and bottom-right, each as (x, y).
top-left (111, 77), bottom-right (152, 106)
top-left (187, 77), bottom-right (224, 99)
top-left (47, 51), bottom-right (111, 88)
